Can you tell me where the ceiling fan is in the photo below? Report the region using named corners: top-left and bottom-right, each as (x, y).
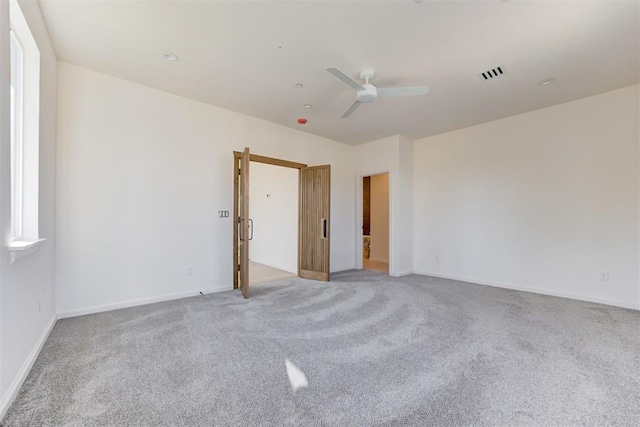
top-left (326, 68), bottom-right (430, 119)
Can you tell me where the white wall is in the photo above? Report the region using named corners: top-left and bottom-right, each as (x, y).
top-left (395, 135), bottom-right (414, 275)
top-left (413, 85), bottom-right (640, 309)
top-left (249, 162), bottom-right (298, 273)
top-left (369, 173), bottom-right (389, 263)
top-left (356, 135), bottom-right (414, 276)
top-left (0, 0), bottom-right (57, 418)
top-left (55, 62), bottom-right (356, 317)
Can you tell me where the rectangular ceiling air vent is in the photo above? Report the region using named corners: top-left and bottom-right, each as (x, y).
top-left (478, 66), bottom-right (505, 80)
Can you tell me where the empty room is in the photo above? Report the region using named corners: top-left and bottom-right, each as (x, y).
top-left (1, 0), bottom-right (639, 425)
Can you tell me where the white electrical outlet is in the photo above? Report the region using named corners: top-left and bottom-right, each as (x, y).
top-left (599, 270), bottom-right (609, 281)
top-left (186, 266), bottom-right (193, 277)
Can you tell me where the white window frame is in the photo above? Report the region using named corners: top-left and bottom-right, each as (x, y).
top-left (10, 28), bottom-right (24, 241)
top-left (8, 0), bottom-right (45, 263)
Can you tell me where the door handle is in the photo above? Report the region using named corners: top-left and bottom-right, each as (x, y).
top-left (239, 218), bottom-right (245, 241)
top-left (321, 218), bottom-right (327, 239)
top-left (249, 219), bottom-right (254, 241)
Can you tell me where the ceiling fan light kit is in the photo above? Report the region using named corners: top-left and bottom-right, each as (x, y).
top-left (327, 67), bottom-right (430, 119)
top-left (358, 84), bottom-right (378, 103)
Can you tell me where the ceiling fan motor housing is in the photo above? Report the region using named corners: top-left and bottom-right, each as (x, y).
top-left (357, 84), bottom-right (378, 103)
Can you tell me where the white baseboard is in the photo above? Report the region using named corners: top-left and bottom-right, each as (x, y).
top-left (414, 270), bottom-right (640, 310)
top-left (390, 270), bottom-right (413, 277)
top-left (57, 285), bottom-right (233, 319)
top-left (0, 316), bottom-right (57, 420)
top-left (332, 269), bottom-right (355, 274)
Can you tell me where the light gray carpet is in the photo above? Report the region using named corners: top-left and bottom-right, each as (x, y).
top-left (3, 271), bottom-right (640, 426)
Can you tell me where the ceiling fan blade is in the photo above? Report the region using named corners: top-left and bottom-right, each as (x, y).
top-left (341, 100), bottom-right (361, 119)
top-left (377, 86), bottom-right (430, 98)
top-left (327, 68), bottom-right (365, 91)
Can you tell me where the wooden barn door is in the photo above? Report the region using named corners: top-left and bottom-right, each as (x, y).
top-left (299, 165), bottom-right (331, 281)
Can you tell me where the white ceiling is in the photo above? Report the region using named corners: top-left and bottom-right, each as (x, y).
top-left (39, 0), bottom-right (639, 145)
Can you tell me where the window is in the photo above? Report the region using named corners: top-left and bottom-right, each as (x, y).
top-left (8, 0), bottom-right (43, 262)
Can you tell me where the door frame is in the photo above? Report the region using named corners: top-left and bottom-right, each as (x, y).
top-left (232, 151), bottom-right (307, 289)
top-left (355, 170), bottom-right (392, 271)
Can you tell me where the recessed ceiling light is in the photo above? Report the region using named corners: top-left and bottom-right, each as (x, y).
top-left (164, 52), bottom-right (179, 62)
top-left (295, 83), bottom-right (304, 88)
top-left (303, 104), bottom-right (312, 109)
top-left (538, 77), bottom-right (555, 86)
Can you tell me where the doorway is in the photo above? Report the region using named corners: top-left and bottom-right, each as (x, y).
top-left (233, 149), bottom-right (332, 298)
top-left (362, 173), bottom-right (389, 274)
top-left (248, 162), bottom-right (298, 285)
